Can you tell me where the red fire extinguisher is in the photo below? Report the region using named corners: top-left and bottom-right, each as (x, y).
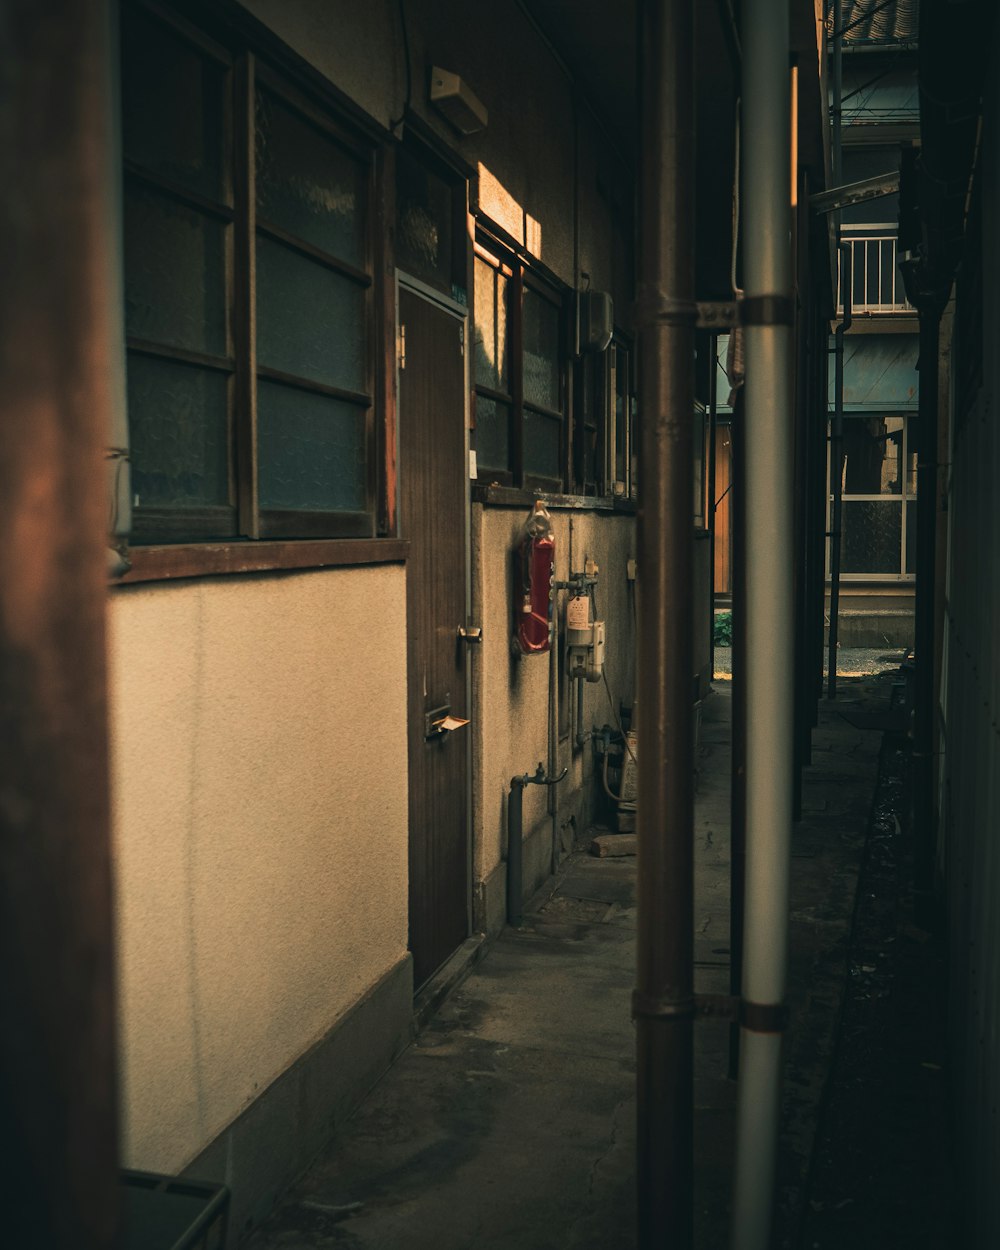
top-left (514, 500), bottom-right (555, 655)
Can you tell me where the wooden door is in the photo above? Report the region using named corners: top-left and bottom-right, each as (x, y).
top-left (398, 285), bottom-right (469, 988)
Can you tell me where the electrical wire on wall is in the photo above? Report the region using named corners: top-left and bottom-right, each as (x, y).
top-left (389, 0), bottom-right (412, 133)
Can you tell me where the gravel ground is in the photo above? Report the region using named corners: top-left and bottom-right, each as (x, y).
top-left (713, 647), bottom-right (907, 679)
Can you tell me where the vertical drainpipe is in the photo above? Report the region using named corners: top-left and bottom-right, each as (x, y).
top-left (826, 3), bottom-right (844, 697)
top-left (633, 0), bottom-right (695, 1245)
top-left (730, 0), bottom-right (794, 1247)
top-left (828, 244), bottom-right (852, 699)
top-left (708, 334), bottom-right (719, 671)
top-left (913, 304), bottom-right (941, 920)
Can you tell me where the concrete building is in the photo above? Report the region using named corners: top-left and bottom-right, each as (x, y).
top-left (827, 0), bottom-right (920, 648)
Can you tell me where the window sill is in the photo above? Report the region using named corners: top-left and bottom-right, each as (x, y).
top-left (114, 538), bottom-right (409, 585)
top-left (472, 483), bottom-right (637, 514)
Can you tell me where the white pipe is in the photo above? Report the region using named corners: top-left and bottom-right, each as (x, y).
top-left (730, 0), bottom-right (794, 1247)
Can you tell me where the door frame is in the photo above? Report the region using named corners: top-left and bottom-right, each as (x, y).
top-left (395, 269), bottom-right (475, 947)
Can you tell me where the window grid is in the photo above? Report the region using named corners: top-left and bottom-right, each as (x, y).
top-left (827, 413), bottom-right (916, 580)
top-left (123, 0), bottom-right (379, 545)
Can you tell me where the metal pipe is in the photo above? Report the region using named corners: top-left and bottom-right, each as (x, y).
top-left (913, 305), bottom-right (941, 920)
top-left (508, 777), bottom-right (526, 928)
top-left (0, 1), bottom-right (120, 1244)
top-left (576, 676), bottom-right (587, 750)
top-left (728, 390), bottom-right (746, 1082)
top-left (708, 333), bottom-right (719, 670)
top-left (633, 0), bottom-right (695, 1244)
top-left (508, 765), bottom-right (566, 927)
top-left (730, 1), bottom-right (794, 1247)
top-left (827, 243), bottom-right (852, 699)
top-left (826, 1), bottom-right (846, 698)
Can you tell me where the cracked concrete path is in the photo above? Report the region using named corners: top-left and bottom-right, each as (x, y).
top-left (247, 680), bottom-right (884, 1250)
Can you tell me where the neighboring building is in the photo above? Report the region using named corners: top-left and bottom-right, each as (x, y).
top-left (900, 0), bottom-right (1000, 1239)
top-left (827, 0), bottom-right (920, 647)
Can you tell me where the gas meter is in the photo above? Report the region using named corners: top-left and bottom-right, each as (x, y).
top-left (565, 578), bottom-right (605, 683)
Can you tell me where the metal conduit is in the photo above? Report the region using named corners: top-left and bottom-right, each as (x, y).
top-left (730, 0), bottom-right (794, 1247)
top-left (633, 0), bottom-right (696, 1244)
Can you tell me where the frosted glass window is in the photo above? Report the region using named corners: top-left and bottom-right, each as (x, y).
top-left (127, 354), bottom-right (229, 507)
top-left (524, 410), bottom-right (561, 481)
top-left (258, 381), bottom-right (366, 511)
top-left (121, 6), bottom-right (226, 201)
top-left (475, 396), bottom-right (510, 473)
top-left (396, 149), bottom-right (454, 294)
top-left (255, 90), bottom-right (364, 266)
top-left (523, 289), bottom-right (560, 411)
top-left (256, 236), bottom-right (365, 392)
top-left (842, 500), bottom-right (902, 574)
top-left (474, 258), bottom-right (509, 392)
top-left (124, 184), bottom-right (228, 356)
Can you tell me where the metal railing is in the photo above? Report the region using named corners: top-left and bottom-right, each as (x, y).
top-left (837, 234), bottom-right (912, 312)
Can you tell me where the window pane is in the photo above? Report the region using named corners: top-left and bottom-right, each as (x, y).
top-left (523, 289), bottom-right (560, 411)
top-left (842, 500), bottom-right (902, 574)
top-left (255, 90), bottom-right (365, 267)
top-left (258, 380), bottom-right (366, 511)
top-left (524, 409), bottom-right (561, 481)
top-left (121, 6), bottom-right (226, 201)
top-left (474, 259), bottom-right (509, 392)
top-left (256, 236), bottom-right (366, 392)
top-left (843, 416), bottom-right (903, 495)
top-left (127, 354), bottom-right (230, 507)
top-left (124, 184), bottom-right (228, 356)
top-left (475, 395), bottom-right (510, 473)
top-left (396, 148), bottom-right (455, 294)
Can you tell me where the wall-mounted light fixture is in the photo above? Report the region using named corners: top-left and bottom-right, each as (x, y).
top-left (430, 67), bottom-right (488, 136)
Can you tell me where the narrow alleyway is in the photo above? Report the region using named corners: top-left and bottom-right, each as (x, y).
top-left (247, 676), bottom-right (888, 1250)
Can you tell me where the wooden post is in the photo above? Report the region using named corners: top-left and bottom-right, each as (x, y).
top-left (0, 3), bottom-right (120, 1246)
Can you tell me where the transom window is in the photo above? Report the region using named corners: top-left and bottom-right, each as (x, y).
top-left (122, 1), bottom-right (380, 543)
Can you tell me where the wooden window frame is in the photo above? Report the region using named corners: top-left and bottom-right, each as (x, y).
top-left (120, 0), bottom-right (398, 578)
top-left (472, 235), bottom-right (568, 493)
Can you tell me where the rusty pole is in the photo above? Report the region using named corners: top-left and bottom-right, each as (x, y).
top-left (0, 3), bottom-right (120, 1246)
top-left (634, 0), bottom-right (696, 1245)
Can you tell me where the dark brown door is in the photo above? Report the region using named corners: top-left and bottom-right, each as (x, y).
top-left (398, 285), bottom-right (469, 988)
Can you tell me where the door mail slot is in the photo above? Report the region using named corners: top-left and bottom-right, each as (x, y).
top-left (424, 693), bottom-right (469, 738)
top-left (425, 698), bottom-right (451, 738)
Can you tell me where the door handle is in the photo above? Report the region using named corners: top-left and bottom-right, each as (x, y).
top-left (458, 625), bottom-right (483, 644)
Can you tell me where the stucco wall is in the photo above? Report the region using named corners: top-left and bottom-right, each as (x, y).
top-left (472, 505), bottom-right (637, 886)
top-left (108, 566), bottom-right (408, 1172)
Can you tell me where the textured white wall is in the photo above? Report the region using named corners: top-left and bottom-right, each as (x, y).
top-left (108, 567), bottom-right (409, 1172)
top-left (472, 507), bottom-right (637, 884)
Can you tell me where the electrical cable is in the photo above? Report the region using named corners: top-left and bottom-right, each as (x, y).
top-left (388, 0), bottom-right (412, 133)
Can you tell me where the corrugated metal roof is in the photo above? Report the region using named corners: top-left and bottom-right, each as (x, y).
top-left (827, 0), bottom-right (919, 45)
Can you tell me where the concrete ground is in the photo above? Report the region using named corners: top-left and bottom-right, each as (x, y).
top-left (713, 646), bottom-right (908, 679)
top-left (248, 679), bottom-right (886, 1250)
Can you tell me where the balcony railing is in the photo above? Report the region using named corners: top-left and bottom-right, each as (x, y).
top-left (837, 234), bottom-right (913, 313)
